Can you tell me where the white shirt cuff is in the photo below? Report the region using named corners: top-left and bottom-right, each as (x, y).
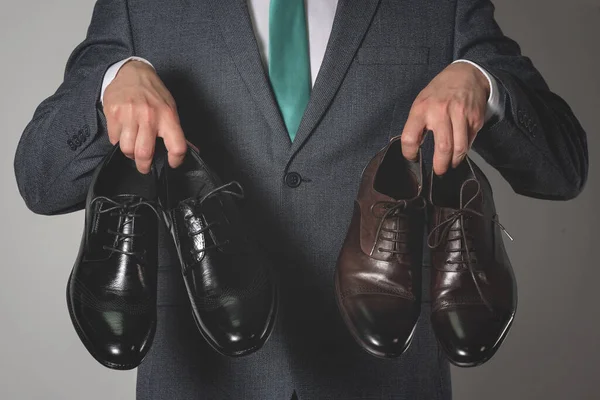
top-left (453, 59), bottom-right (503, 122)
top-left (100, 56), bottom-right (154, 104)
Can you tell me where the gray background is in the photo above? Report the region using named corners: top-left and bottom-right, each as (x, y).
top-left (0, 0), bottom-right (597, 399)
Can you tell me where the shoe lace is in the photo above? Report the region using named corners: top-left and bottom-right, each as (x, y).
top-left (427, 178), bottom-right (513, 312)
top-left (179, 181), bottom-right (245, 271)
top-left (370, 197), bottom-right (426, 255)
top-left (91, 196), bottom-right (162, 259)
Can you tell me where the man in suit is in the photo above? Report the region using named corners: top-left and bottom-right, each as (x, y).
top-left (14, 0), bottom-right (587, 399)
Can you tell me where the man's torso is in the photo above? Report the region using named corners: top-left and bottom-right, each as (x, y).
top-left (132, 1), bottom-right (455, 398)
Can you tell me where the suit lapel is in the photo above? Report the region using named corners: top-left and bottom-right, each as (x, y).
top-left (208, 0), bottom-right (291, 154)
top-left (289, 0), bottom-right (382, 155)
top-left (208, 0), bottom-right (382, 158)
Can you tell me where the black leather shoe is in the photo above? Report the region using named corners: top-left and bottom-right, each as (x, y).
top-left (162, 147), bottom-right (277, 357)
top-left (67, 145), bottom-right (161, 370)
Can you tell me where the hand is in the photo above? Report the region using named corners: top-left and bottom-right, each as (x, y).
top-left (103, 60), bottom-right (187, 174)
top-left (399, 62), bottom-right (490, 176)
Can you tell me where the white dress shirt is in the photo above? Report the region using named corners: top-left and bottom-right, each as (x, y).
top-left (101, 0), bottom-right (502, 121)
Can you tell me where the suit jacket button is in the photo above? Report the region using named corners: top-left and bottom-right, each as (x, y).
top-left (285, 172), bottom-right (302, 188)
top-left (67, 139), bottom-right (77, 151)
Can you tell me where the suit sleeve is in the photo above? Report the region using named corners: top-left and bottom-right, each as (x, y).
top-left (14, 0), bottom-right (135, 215)
top-left (454, 0), bottom-right (589, 200)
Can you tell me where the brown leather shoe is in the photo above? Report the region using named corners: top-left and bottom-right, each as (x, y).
top-left (334, 138), bottom-right (426, 358)
top-left (428, 156), bottom-right (517, 367)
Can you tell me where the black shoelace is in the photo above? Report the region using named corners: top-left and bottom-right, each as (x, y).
top-left (370, 197), bottom-right (426, 255)
top-left (179, 181), bottom-right (245, 273)
top-left (427, 178), bottom-right (513, 312)
top-left (90, 196), bottom-right (162, 259)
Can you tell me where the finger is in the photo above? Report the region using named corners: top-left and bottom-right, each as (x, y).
top-left (450, 111), bottom-right (469, 168)
top-left (105, 116), bottom-right (122, 146)
top-left (431, 115), bottom-right (454, 176)
top-left (158, 108), bottom-right (187, 168)
top-left (400, 107), bottom-right (427, 161)
top-left (134, 122), bottom-right (155, 174)
top-left (467, 125), bottom-right (479, 150)
top-left (119, 120), bottom-right (138, 159)
top-left (467, 112), bottom-right (485, 149)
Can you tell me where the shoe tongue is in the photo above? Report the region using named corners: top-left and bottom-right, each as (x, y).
top-left (177, 194), bottom-right (227, 227)
top-left (104, 196), bottom-right (142, 259)
top-left (177, 195), bottom-right (238, 254)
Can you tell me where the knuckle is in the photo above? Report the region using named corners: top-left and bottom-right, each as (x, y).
top-left (162, 103), bottom-right (179, 121)
top-left (138, 104), bottom-right (154, 122)
top-left (472, 116), bottom-right (485, 131)
top-left (451, 101), bottom-right (466, 115)
top-left (167, 98), bottom-right (178, 110)
top-left (135, 145), bottom-right (154, 160)
top-left (170, 141), bottom-right (187, 157)
top-left (454, 143), bottom-right (468, 156)
top-left (454, 91), bottom-right (468, 103)
top-left (435, 101), bottom-right (450, 115)
top-left (436, 140), bottom-right (452, 154)
top-left (422, 101), bottom-right (448, 121)
top-left (123, 100), bottom-right (136, 114)
top-left (120, 143), bottom-right (134, 156)
top-left (411, 98), bottom-right (427, 115)
top-left (106, 103), bottom-right (121, 118)
top-left (401, 133), bottom-right (418, 146)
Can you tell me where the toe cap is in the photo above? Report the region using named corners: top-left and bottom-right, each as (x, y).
top-left (71, 299), bottom-right (155, 369)
top-left (343, 293), bottom-right (419, 358)
top-left (96, 340), bottom-right (150, 369)
top-left (432, 307), bottom-right (513, 367)
top-left (198, 286), bottom-right (276, 357)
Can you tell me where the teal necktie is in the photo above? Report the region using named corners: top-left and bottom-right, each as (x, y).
top-left (269, 0), bottom-right (311, 142)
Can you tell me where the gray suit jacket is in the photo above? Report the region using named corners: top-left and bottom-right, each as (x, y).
top-left (14, 0), bottom-right (588, 399)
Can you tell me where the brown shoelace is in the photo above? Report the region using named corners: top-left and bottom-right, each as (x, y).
top-left (370, 197), bottom-right (426, 256)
